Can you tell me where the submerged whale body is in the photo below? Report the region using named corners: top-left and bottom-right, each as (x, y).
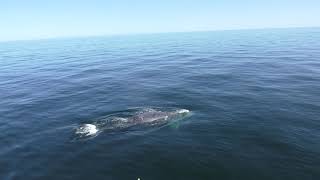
top-left (121, 108), bottom-right (189, 125)
top-left (75, 107), bottom-right (191, 138)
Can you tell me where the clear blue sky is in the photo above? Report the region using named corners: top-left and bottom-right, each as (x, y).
top-left (1, 0), bottom-right (319, 41)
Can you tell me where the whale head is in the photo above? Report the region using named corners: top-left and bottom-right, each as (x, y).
top-left (167, 108), bottom-right (191, 121)
top-left (176, 109), bottom-right (190, 114)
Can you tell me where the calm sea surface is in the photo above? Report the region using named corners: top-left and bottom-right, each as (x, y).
top-left (1, 28), bottom-right (320, 180)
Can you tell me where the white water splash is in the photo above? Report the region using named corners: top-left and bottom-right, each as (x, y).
top-left (75, 124), bottom-right (98, 136)
top-left (176, 109), bottom-right (190, 114)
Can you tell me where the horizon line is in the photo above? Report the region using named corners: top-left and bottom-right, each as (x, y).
top-left (1, 26), bottom-right (319, 43)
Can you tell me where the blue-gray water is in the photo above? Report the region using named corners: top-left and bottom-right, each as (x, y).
top-left (1, 28), bottom-right (320, 180)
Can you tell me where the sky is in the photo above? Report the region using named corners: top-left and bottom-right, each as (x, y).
top-left (0, 0), bottom-right (320, 41)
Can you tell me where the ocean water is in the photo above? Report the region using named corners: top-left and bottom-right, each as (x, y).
top-left (1, 28), bottom-right (320, 180)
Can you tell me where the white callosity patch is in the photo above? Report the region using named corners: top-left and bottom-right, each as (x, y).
top-left (76, 124), bottom-right (98, 136)
top-left (176, 109), bottom-right (190, 114)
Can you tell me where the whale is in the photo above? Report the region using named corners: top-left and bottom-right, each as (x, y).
top-left (119, 108), bottom-right (190, 126)
top-left (75, 107), bottom-right (191, 137)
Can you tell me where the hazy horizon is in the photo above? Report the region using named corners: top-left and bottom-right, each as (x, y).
top-left (1, 26), bottom-right (320, 43)
top-left (1, 0), bottom-right (320, 42)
